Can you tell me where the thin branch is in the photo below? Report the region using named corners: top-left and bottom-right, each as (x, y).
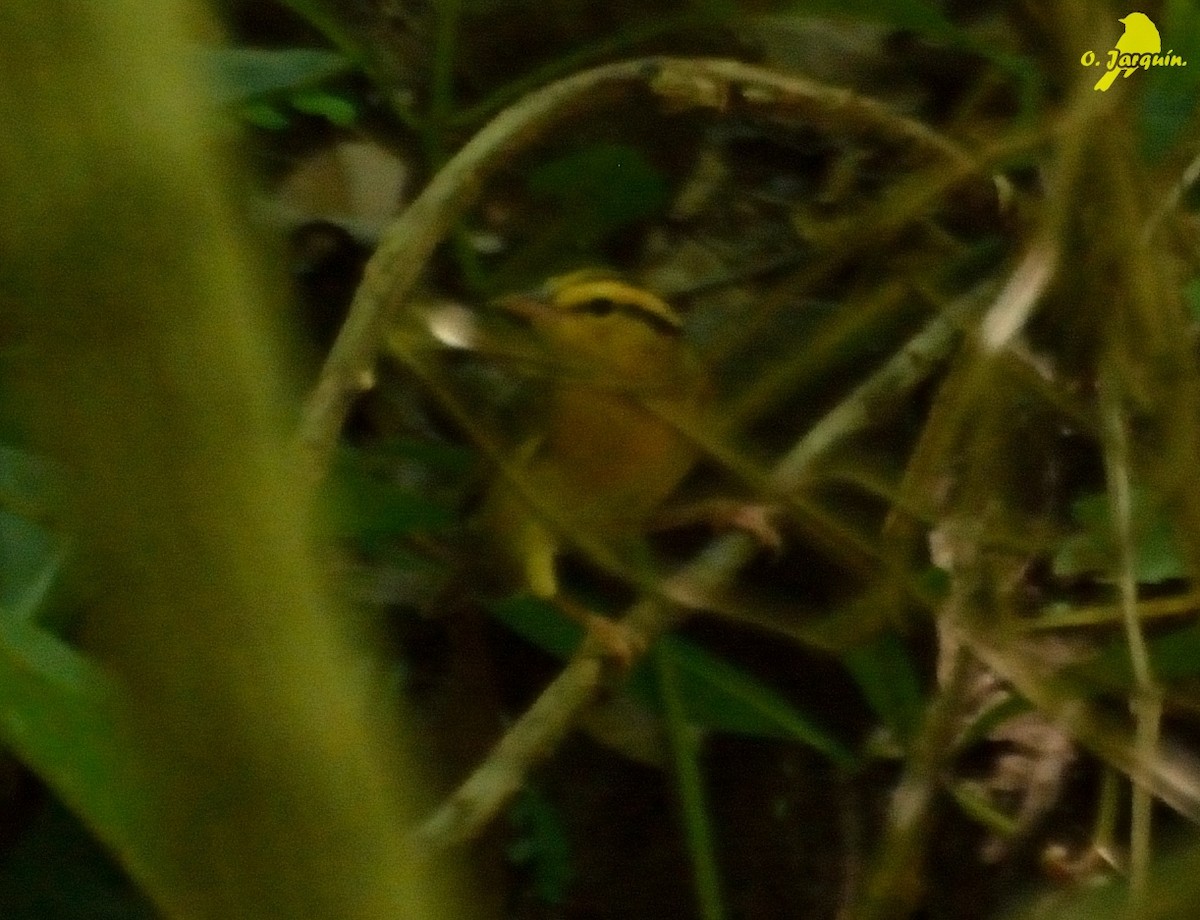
top-left (298, 56), bottom-right (995, 480)
top-left (1023, 591), bottom-right (1200, 631)
top-left (979, 235), bottom-right (1059, 353)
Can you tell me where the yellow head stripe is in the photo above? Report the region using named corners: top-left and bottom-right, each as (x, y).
top-left (547, 277), bottom-right (683, 330)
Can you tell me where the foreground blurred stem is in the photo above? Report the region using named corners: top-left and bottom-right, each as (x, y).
top-left (1100, 370), bottom-right (1162, 904)
top-left (0, 3), bottom-right (455, 918)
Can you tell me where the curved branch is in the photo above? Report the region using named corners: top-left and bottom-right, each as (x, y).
top-left (298, 56), bottom-right (993, 478)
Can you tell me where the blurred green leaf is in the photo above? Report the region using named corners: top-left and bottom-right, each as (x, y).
top-left (202, 47), bottom-right (352, 107)
top-left (238, 102), bottom-right (290, 130)
top-left (0, 511), bottom-right (57, 623)
top-left (289, 90), bottom-right (359, 127)
top-left (949, 781), bottom-right (1019, 838)
top-left (1184, 277), bottom-right (1200, 323)
top-left (489, 597), bottom-right (856, 765)
top-left (0, 446), bottom-right (71, 633)
top-left (841, 632), bottom-right (924, 744)
top-left (374, 436), bottom-right (475, 475)
top-left (1075, 624), bottom-right (1200, 688)
top-left (781, 0), bottom-right (959, 40)
top-left (0, 798), bottom-right (155, 920)
top-left (0, 620), bottom-right (149, 875)
top-left (329, 445), bottom-right (458, 549)
top-left (651, 638), bottom-right (857, 766)
top-left (489, 593), bottom-right (584, 659)
top-left (527, 143), bottom-right (670, 249)
top-left (654, 643), bottom-right (727, 920)
top-left (915, 564), bottom-right (951, 600)
top-left (955, 694), bottom-right (1031, 753)
top-left (0, 444), bottom-right (61, 515)
top-left (1139, 0), bottom-right (1200, 162)
top-left (1053, 487), bottom-right (1187, 584)
top-left (507, 785), bottom-right (573, 905)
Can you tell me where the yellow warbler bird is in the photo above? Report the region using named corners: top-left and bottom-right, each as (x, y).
top-left (475, 269), bottom-right (709, 662)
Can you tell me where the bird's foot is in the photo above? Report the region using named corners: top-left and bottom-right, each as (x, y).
top-left (653, 498), bottom-right (785, 554)
top-left (558, 596), bottom-right (646, 669)
top-left (715, 501), bottom-right (784, 555)
top-left (582, 614), bottom-right (646, 670)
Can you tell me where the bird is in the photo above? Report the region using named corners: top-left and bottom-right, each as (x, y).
top-left (472, 268), bottom-right (710, 664)
top-left (1094, 11), bottom-right (1161, 92)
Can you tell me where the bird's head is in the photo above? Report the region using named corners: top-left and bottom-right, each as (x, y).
top-left (493, 269), bottom-right (692, 387)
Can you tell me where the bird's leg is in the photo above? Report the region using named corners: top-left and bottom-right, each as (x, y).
top-left (652, 497), bottom-right (784, 554)
top-left (521, 524), bottom-right (646, 668)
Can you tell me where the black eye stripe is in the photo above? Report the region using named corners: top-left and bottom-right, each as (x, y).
top-left (567, 298), bottom-right (682, 336)
top-left (633, 308), bottom-right (683, 337)
top-left (574, 297), bottom-right (616, 317)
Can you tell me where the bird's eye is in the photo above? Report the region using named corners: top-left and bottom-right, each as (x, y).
top-left (574, 297), bottom-right (616, 317)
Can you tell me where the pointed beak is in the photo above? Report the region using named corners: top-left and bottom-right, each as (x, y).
top-left (491, 292), bottom-right (553, 324)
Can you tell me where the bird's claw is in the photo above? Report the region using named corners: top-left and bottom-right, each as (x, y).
top-left (580, 614), bottom-right (646, 670)
top-left (714, 502), bottom-right (785, 555)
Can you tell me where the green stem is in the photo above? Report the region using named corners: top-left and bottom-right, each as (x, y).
top-left (655, 640), bottom-right (727, 920)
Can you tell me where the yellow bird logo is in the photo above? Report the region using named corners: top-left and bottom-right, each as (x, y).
top-left (1095, 11), bottom-right (1162, 91)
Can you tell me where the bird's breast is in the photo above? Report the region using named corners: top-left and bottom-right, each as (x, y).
top-left (540, 385), bottom-right (698, 527)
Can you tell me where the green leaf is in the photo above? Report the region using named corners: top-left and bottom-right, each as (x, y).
top-left (202, 47), bottom-right (352, 107)
top-left (0, 621), bottom-right (151, 869)
top-left (488, 594), bottom-right (583, 659)
top-left (1053, 486), bottom-right (1187, 584)
top-left (955, 694), bottom-right (1031, 752)
top-left (527, 143), bottom-right (670, 248)
top-left (0, 798), bottom-right (156, 920)
top-left (0, 443), bottom-right (61, 514)
top-left (289, 90), bottom-right (358, 127)
top-left (488, 598), bottom-right (856, 766)
top-left (374, 437), bottom-right (475, 475)
top-left (0, 446), bottom-right (72, 633)
top-left (841, 632), bottom-right (925, 744)
top-left (641, 638), bottom-right (857, 768)
top-left (780, 0), bottom-right (960, 41)
top-left (949, 781), bottom-right (1020, 838)
top-left (0, 512), bottom-right (58, 622)
top-left (1139, 0), bottom-right (1200, 162)
top-left (1075, 624), bottom-right (1200, 688)
top-left (328, 445), bottom-right (457, 548)
top-left (507, 785), bottom-right (573, 905)
top-left (1185, 277), bottom-right (1200, 323)
top-left (654, 644), bottom-right (727, 920)
top-left (238, 102), bottom-right (290, 130)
